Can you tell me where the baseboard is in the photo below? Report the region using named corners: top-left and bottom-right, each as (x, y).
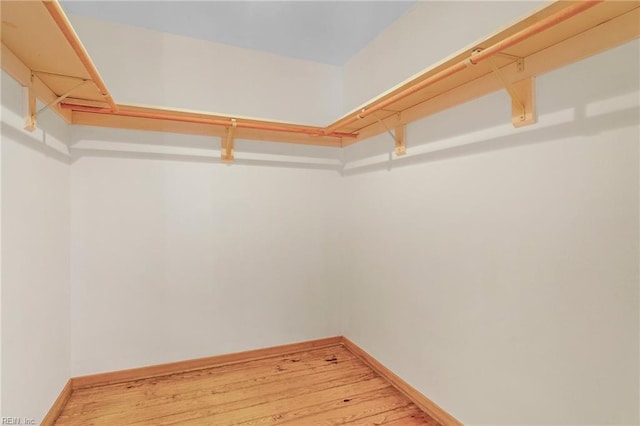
top-left (71, 336), bottom-right (342, 389)
top-left (40, 379), bottom-right (72, 426)
top-left (341, 337), bottom-right (463, 426)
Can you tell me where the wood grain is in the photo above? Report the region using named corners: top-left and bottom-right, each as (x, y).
top-left (41, 379), bottom-right (72, 426)
top-left (55, 343), bottom-right (441, 426)
top-left (72, 336), bottom-right (342, 389)
top-left (342, 338), bottom-right (462, 426)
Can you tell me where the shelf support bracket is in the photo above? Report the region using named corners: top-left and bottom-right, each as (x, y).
top-left (488, 58), bottom-right (536, 127)
top-left (23, 73), bottom-right (36, 132)
top-left (36, 79), bottom-right (91, 116)
top-left (375, 113), bottom-right (406, 156)
top-left (509, 77), bottom-right (536, 128)
top-left (394, 124), bottom-right (406, 156)
top-left (222, 119), bottom-right (237, 164)
top-left (492, 52), bottom-right (525, 72)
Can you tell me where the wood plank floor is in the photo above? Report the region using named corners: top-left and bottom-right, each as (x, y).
top-left (55, 344), bottom-right (439, 425)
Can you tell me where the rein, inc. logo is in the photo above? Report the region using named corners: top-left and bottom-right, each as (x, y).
top-left (1, 418), bottom-right (36, 425)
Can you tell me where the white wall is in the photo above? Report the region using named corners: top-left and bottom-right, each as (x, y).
top-left (0, 68), bottom-right (3, 422)
top-left (1, 3), bottom-right (638, 425)
top-left (341, 33), bottom-right (639, 426)
top-left (65, 12), bottom-right (346, 376)
top-left (68, 15), bottom-right (343, 126)
top-left (69, 131), bottom-right (342, 375)
top-left (1, 72), bottom-right (71, 423)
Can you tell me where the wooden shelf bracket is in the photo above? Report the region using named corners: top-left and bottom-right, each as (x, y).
top-left (472, 51), bottom-right (536, 128)
top-left (21, 70), bottom-right (90, 131)
top-left (375, 113), bottom-right (406, 156)
top-left (492, 51), bottom-right (525, 73)
top-left (37, 79), bottom-right (91, 117)
top-left (508, 76), bottom-right (536, 128)
top-left (222, 118), bottom-right (237, 164)
top-left (23, 74), bottom-right (36, 132)
top-left (395, 124), bottom-right (406, 156)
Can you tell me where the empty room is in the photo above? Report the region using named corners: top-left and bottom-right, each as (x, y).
top-left (1, 0), bottom-right (638, 425)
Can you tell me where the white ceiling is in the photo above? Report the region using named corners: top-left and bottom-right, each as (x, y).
top-left (60, 1), bottom-right (416, 66)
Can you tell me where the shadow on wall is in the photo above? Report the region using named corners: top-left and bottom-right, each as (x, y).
top-left (68, 83), bottom-right (638, 174)
top-left (65, 99), bottom-right (637, 173)
top-left (68, 147), bottom-right (343, 172)
top-left (0, 122), bottom-right (71, 165)
top-left (342, 100), bottom-right (640, 176)
top-left (1, 71), bottom-right (72, 164)
top-left (67, 126), bottom-right (344, 172)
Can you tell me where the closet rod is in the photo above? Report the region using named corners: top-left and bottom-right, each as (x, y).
top-left (324, 0), bottom-right (602, 134)
top-left (59, 104), bottom-right (357, 139)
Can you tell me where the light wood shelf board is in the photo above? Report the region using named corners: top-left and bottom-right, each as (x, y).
top-left (329, 0), bottom-right (639, 135)
top-left (1, 0), bottom-right (638, 149)
top-left (1, 1), bottom-right (106, 106)
top-left (346, 4), bottom-right (640, 145)
top-left (1, 1), bottom-right (90, 79)
top-left (72, 111), bottom-right (343, 147)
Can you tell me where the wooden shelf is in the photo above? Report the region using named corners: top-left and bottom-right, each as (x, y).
top-left (68, 103), bottom-right (345, 147)
top-left (1, 0), bottom-right (639, 157)
top-left (329, 0), bottom-right (640, 144)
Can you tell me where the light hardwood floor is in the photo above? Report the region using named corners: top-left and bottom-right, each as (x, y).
top-left (55, 344), bottom-right (439, 425)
